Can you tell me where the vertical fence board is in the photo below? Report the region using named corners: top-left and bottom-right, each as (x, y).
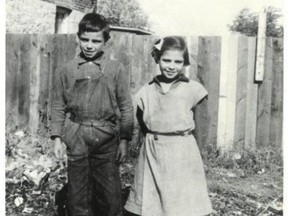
top-left (110, 33), bottom-right (130, 68)
top-left (195, 37), bottom-right (211, 149)
top-left (256, 38), bottom-right (273, 147)
top-left (244, 38), bottom-right (258, 149)
top-left (39, 35), bottom-right (50, 111)
top-left (269, 39), bottom-right (283, 151)
top-left (130, 35), bottom-right (145, 94)
top-left (225, 37), bottom-right (238, 149)
top-left (217, 36), bottom-right (238, 151)
top-left (28, 35), bottom-right (41, 132)
top-left (141, 36), bottom-right (150, 82)
top-left (147, 36), bottom-right (158, 78)
top-left (197, 37), bottom-right (221, 147)
top-left (18, 35), bottom-right (32, 127)
top-left (208, 37), bottom-right (221, 145)
top-left (6, 35), bottom-right (21, 127)
top-left (234, 38), bottom-right (248, 150)
top-left (47, 35), bottom-right (55, 133)
top-left (217, 36), bottom-right (229, 150)
top-left (126, 34), bottom-right (134, 92)
top-left (5, 35), bottom-right (13, 115)
top-left (53, 34), bottom-right (66, 73)
top-left (108, 32), bottom-right (119, 60)
top-left (186, 36), bottom-right (199, 80)
top-left (66, 34), bottom-right (77, 61)
top-left (110, 33), bottom-right (132, 90)
top-left (38, 35), bottom-right (53, 132)
top-left (142, 36), bottom-right (156, 85)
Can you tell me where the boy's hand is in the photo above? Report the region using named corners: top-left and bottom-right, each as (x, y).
top-left (116, 139), bottom-right (128, 163)
top-left (54, 137), bottom-right (64, 160)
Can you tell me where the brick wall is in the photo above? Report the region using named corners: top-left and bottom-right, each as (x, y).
top-left (41, 0), bottom-right (93, 12)
top-left (6, 0), bottom-right (56, 33)
top-left (6, 0), bottom-right (92, 34)
top-left (73, 0), bottom-right (92, 12)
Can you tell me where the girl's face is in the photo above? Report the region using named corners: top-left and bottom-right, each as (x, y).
top-left (159, 49), bottom-right (185, 79)
top-left (78, 31), bottom-right (105, 59)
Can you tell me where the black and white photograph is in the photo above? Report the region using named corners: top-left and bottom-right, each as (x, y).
top-left (3, 0), bottom-right (286, 215)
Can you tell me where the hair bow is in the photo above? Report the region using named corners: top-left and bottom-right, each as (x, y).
top-left (154, 38), bottom-right (164, 51)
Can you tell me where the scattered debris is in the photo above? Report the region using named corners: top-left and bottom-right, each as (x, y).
top-left (209, 192), bottom-right (217, 198)
top-left (226, 172), bottom-right (237, 178)
top-left (23, 169), bottom-right (49, 187)
top-left (6, 178), bottom-right (21, 184)
top-left (258, 196), bottom-right (283, 215)
top-left (15, 130), bottom-right (25, 138)
top-left (233, 153), bottom-right (242, 161)
top-left (14, 197), bottom-right (24, 207)
top-left (22, 206), bottom-right (34, 214)
top-left (239, 170), bottom-right (246, 178)
top-left (258, 168), bottom-right (266, 174)
top-left (6, 130), bottom-right (67, 215)
top-left (268, 201), bottom-right (283, 214)
top-left (5, 128), bottom-right (283, 216)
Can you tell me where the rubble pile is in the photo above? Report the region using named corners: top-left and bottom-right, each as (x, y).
top-left (5, 130), bottom-right (135, 216)
top-left (6, 130), bottom-right (68, 215)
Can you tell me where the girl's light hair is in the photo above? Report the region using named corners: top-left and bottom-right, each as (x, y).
top-left (151, 36), bottom-right (190, 66)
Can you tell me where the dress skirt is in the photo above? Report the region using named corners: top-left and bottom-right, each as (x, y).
top-left (125, 133), bottom-right (212, 216)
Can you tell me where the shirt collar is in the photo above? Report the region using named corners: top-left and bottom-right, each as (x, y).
top-left (149, 73), bottom-right (189, 85)
top-left (76, 44), bottom-right (109, 66)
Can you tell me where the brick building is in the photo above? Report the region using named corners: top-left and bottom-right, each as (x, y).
top-left (6, 0), bottom-right (153, 34)
top-left (6, 0), bottom-right (94, 34)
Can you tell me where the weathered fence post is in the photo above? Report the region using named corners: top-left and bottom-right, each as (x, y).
top-left (5, 34), bottom-right (283, 154)
top-left (217, 36), bottom-right (238, 152)
top-left (29, 35), bottom-right (41, 132)
top-left (244, 38), bottom-right (258, 150)
top-left (255, 6), bottom-right (267, 82)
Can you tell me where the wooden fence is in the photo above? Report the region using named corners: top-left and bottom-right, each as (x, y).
top-left (5, 33), bottom-right (283, 153)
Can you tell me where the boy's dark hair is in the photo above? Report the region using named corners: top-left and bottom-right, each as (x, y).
top-left (77, 13), bottom-right (110, 42)
top-left (151, 36), bottom-right (190, 66)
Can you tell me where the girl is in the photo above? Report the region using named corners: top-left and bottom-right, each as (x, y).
top-left (124, 36), bottom-right (213, 216)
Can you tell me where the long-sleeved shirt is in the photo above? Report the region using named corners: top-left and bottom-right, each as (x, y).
top-left (50, 51), bottom-right (133, 141)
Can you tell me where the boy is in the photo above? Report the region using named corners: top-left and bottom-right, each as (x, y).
top-left (50, 13), bottom-right (133, 216)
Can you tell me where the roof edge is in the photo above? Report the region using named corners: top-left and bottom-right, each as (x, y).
top-left (110, 25), bottom-right (153, 35)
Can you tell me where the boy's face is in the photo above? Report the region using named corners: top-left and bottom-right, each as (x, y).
top-left (78, 31), bottom-right (105, 59)
top-left (159, 49), bottom-right (184, 79)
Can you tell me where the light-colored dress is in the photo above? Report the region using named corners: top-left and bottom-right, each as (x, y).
top-left (125, 76), bottom-right (213, 216)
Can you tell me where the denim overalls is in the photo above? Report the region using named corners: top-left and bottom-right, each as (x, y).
top-left (60, 56), bottom-right (124, 216)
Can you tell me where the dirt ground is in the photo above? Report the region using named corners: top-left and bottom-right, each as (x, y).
top-left (5, 130), bottom-right (283, 216)
top-left (121, 153), bottom-right (283, 216)
top-left (206, 166), bottom-right (283, 215)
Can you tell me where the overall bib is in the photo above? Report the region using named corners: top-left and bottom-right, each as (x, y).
top-left (61, 64), bottom-right (122, 216)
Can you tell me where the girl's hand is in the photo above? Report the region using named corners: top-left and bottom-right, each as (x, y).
top-left (116, 139), bottom-right (128, 163)
top-left (54, 137), bottom-right (64, 160)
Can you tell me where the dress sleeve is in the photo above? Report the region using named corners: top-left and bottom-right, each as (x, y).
top-left (192, 82), bottom-right (208, 107)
